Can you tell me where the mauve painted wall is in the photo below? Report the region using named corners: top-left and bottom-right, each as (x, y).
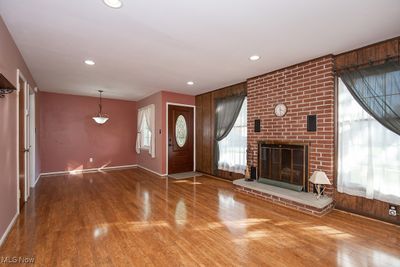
top-left (40, 92), bottom-right (137, 173)
top-left (136, 92), bottom-right (163, 174)
top-left (0, 16), bottom-right (37, 243)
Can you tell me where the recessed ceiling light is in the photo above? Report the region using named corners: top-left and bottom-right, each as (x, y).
top-left (84, 59), bottom-right (95, 66)
top-left (187, 81), bottom-right (194, 85)
top-left (103, 0), bottom-right (123, 9)
top-left (249, 55), bottom-right (260, 61)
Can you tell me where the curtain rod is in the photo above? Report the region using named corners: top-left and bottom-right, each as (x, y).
top-left (334, 55), bottom-right (400, 73)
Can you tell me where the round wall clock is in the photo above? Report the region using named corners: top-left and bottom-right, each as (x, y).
top-left (274, 103), bottom-right (287, 117)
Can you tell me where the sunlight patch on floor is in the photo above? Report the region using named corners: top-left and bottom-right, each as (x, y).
top-left (244, 230), bottom-right (270, 239)
top-left (274, 221), bottom-right (306, 226)
top-left (67, 161), bottom-right (111, 176)
top-left (193, 222), bottom-right (224, 231)
top-left (233, 230), bottom-right (271, 243)
top-left (68, 165), bottom-right (84, 176)
top-left (302, 225), bottom-right (354, 239)
top-left (192, 218), bottom-right (271, 231)
top-left (172, 180), bottom-right (202, 185)
top-left (222, 218), bottom-right (271, 228)
top-left (105, 221), bottom-right (171, 232)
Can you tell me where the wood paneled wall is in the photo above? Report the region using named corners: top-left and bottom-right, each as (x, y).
top-left (195, 82), bottom-right (246, 179)
top-left (335, 37), bottom-right (399, 70)
top-left (335, 190), bottom-right (400, 225)
top-left (195, 93), bottom-right (213, 174)
top-left (334, 36), bottom-right (400, 225)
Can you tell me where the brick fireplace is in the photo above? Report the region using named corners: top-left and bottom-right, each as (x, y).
top-left (258, 141), bottom-right (309, 192)
top-left (234, 55), bottom-right (335, 216)
top-left (247, 55), bottom-right (335, 195)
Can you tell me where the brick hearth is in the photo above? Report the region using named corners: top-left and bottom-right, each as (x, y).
top-left (234, 180), bottom-right (334, 217)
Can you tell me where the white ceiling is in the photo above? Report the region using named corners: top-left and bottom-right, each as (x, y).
top-left (1, 0), bottom-right (400, 101)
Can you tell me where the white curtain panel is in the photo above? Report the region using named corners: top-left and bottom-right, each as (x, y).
top-left (135, 104), bottom-right (156, 158)
top-left (338, 79), bottom-right (400, 205)
top-left (145, 104), bottom-right (155, 158)
top-left (218, 98), bottom-right (247, 174)
top-left (135, 108), bottom-right (145, 154)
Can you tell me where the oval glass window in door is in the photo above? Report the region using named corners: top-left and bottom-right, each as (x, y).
top-left (175, 115), bottom-right (187, 147)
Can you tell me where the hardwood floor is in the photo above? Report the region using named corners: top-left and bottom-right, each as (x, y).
top-left (1, 168), bottom-right (399, 266)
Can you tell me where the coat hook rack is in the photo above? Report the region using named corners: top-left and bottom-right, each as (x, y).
top-left (0, 73), bottom-right (16, 98)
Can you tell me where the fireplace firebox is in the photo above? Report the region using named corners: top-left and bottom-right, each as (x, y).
top-left (258, 141), bottom-right (309, 192)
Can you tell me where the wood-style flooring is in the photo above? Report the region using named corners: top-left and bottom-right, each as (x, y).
top-left (1, 168), bottom-right (399, 266)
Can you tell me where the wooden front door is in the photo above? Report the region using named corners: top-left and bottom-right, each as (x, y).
top-left (18, 77), bottom-right (26, 210)
top-left (168, 105), bottom-right (194, 174)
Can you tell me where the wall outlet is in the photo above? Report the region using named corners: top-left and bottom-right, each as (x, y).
top-left (89, 158), bottom-right (93, 163)
top-left (389, 204), bottom-right (398, 216)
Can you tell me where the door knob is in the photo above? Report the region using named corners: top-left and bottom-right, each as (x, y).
top-left (24, 148), bottom-right (30, 153)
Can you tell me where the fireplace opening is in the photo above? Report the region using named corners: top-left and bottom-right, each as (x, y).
top-left (258, 142), bottom-right (309, 192)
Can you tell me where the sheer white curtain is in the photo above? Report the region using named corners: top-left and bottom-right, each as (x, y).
top-left (135, 108), bottom-right (145, 154)
top-left (143, 104), bottom-right (155, 157)
top-left (135, 104), bottom-right (156, 158)
top-left (218, 98), bottom-right (247, 174)
top-left (338, 78), bottom-right (400, 205)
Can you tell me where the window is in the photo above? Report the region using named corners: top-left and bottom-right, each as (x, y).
top-left (338, 78), bottom-right (400, 205)
top-left (140, 118), bottom-right (151, 149)
top-left (175, 115), bottom-right (187, 147)
top-left (218, 98), bottom-right (247, 174)
top-left (135, 104), bottom-right (156, 158)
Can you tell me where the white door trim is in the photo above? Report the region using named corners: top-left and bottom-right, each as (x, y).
top-left (25, 84), bottom-right (30, 198)
top-left (165, 102), bottom-right (196, 175)
top-left (16, 69), bottom-right (28, 214)
top-left (29, 89), bottom-right (36, 188)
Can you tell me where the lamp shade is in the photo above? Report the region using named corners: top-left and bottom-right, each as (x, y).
top-left (92, 116), bottom-right (109, 124)
top-left (93, 90), bottom-right (109, 124)
top-left (309, 171), bottom-right (331, 185)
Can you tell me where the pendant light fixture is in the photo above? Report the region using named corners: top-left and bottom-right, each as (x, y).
top-left (93, 90), bottom-right (109, 124)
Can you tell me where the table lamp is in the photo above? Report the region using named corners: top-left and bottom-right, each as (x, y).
top-left (309, 171), bottom-right (331, 199)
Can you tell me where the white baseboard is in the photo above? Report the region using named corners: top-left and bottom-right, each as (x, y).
top-left (0, 212), bottom-right (18, 247)
top-left (40, 164), bottom-right (138, 177)
top-left (31, 174), bottom-right (41, 188)
top-left (137, 165), bottom-right (167, 177)
top-left (39, 164), bottom-right (168, 178)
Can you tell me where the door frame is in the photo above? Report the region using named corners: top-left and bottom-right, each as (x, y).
top-left (165, 102), bottom-right (196, 175)
top-left (29, 87), bottom-right (37, 188)
top-left (16, 69), bottom-right (29, 213)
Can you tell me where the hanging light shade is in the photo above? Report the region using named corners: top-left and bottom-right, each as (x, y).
top-left (92, 90), bottom-right (109, 124)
